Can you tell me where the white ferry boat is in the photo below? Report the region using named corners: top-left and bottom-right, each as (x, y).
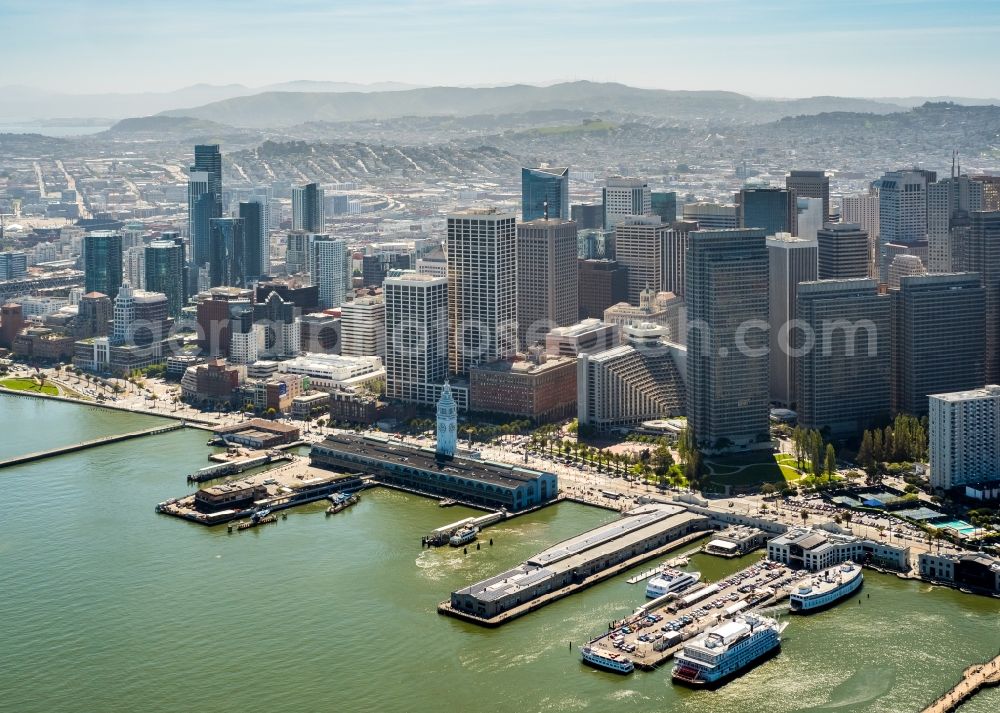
top-left (580, 645), bottom-right (635, 674)
top-left (449, 526), bottom-right (478, 547)
top-left (671, 613), bottom-right (786, 688)
top-left (645, 569), bottom-right (702, 599)
top-left (789, 561), bottom-right (863, 613)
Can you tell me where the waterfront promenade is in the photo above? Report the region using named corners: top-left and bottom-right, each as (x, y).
top-left (0, 422), bottom-right (184, 469)
top-left (922, 652), bottom-right (1000, 713)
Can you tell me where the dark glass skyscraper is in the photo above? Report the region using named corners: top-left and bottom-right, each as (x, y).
top-left (144, 239), bottom-right (186, 318)
top-left (651, 191), bottom-right (677, 223)
top-left (292, 183), bottom-right (325, 232)
top-left (188, 144), bottom-right (223, 267)
top-left (208, 217), bottom-right (247, 288)
top-left (239, 200), bottom-right (267, 281)
top-left (737, 187), bottom-right (796, 237)
top-left (521, 167), bottom-right (569, 221)
top-left (687, 228), bottom-right (770, 452)
top-left (83, 231), bottom-right (123, 299)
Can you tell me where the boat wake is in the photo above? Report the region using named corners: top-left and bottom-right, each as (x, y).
top-left (806, 667), bottom-right (896, 711)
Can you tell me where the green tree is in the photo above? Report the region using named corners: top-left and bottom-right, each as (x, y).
top-left (825, 443), bottom-right (837, 481)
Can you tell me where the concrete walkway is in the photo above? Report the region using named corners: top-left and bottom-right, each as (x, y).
top-left (922, 652), bottom-right (1000, 712)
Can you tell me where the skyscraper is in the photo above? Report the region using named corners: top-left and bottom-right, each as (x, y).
top-left (817, 223), bottom-right (870, 280)
top-left (602, 177), bottom-right (651, 230)
top-left (292, 182), bottom-right (325, 232)
top-left (340, 295), bottom-right (386, 360)
top-left (927, 174), bottom-right (983, 273)
top-left (929, 385), bottom-right (1000, 490)
top-left (886, 254), bottom-right (926, 291)
top-left (516, 218), bottom-right (578, 349)
top-left (965, 211), bottom-right (1000, 381)
top-left (737, 187), bottom-right (796, 237)
top-left (239, 200), bottom-right (268, 280)
top-left (123, 246), bottom-right (146, 290)
top-left (83, 231), bottom-right (123, 299)
top-left (285, 231), bottom-right (311, 276)
top-left (208, 217), bottom-right (247, 288)
top-left (891, 273), bottom-right (985, 416)
top-left (0, 251), bottom-right (27, 281)
top-left (662, 225), bottom-right (693, 299)
top-left (570, 203), bottom-right (603, 230)
top-left (144, 239), bottom-right (186, 318)
top-left (310, 235), bottom-right (350, 309)
top-left (188, 144), bottom-right (222, 268)
top-left (687, 229), bottom-right (770, 451)
top-left (796, 279), bottom-right (890, 437)
top-left (875, 169), bottom-right (935, 282)
top-left (384, 270), bottom-right (449, 405)
top-left (767, 233), bottom-right (817, 407)
top-left (446, 209), bottom-right (517, 376)
top-left (521, 167), bottom-right (569, 221)
top-left (682, 202), bottom-right (738, 229)
top-left (651, 191), bottom-right (678, 223)
top-left (614, 216), bottom-right (668, 305)
top-left (786, 170), bottom-right (830, 222)
top-left (577, 259), bottom-right (627, 320)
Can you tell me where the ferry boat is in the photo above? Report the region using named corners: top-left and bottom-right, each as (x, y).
top-left (325, 492), bottom-right (360, 515)
top-left (671, 613), bottom-right (786, 688)
top-left (645, 569), bottom-right (702, 599)
top-left (449, 526), bottom-right (478, 547)
top-left (789, 561), bottom-right (863, 613)
top-left (580, 645), bottom-right (635, 674)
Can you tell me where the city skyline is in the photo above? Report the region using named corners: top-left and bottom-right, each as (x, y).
top-left (4, 1), bottom-right (1000, 97)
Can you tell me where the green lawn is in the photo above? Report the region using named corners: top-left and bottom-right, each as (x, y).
top-left (703, 451), bottom-right (806, 488)
top-left (0, 377), bottom-right (58, 395)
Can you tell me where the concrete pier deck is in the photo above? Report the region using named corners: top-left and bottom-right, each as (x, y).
top-left (922, 652), bottom-right (1000, 713)
top-left (0, 423), bottom-right (185, 469)
top-left (438, 530), bottom-right (709, 627)
top-left (580, 559), bottom-right (800, 671)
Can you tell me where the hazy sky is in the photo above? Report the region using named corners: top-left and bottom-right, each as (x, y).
top-left (4, 0), bottom-right (1000, 97)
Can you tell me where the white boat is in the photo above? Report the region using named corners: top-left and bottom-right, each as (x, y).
top-left (645, 569), bottom-right (701, 599)
top-left (580, 645), bottom-right (634, 674)
top-left (449, 526), bottom-right (478, 547)
top-left (672, 613), bottom-right (786, 688)
top-left (789, 561), bottom-right (863, 613)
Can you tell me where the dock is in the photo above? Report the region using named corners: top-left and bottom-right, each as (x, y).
top-left (156, 456), bottom-right (368, 525)
top-left (0, 423), bottom-right (185, 469)
top-left (188, 451), bottom-right (293, 482)
top-left (625, 547), bottom-right (700, 584)
top-left (922, 652), bottom-right (1000, 713)
top-left (424, 511), bottom-right (506, 546)
top-left (580, 559), bottom-right (800, 671)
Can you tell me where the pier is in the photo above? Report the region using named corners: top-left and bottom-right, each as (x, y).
top-left (0, 423), bottom-right (185, 469)
top-left (922, 652), bottom-right (1000, 713)
top-left (580, 558), bottom-right (799, 671)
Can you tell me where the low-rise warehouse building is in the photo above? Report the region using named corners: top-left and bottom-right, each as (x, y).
top-left (919, 552), bottom-right (1000, 594)
top-left (310, 433), bottom-right (557, 512)
top-left (704, 525), bottom-right (767, 556)
top-left (449, 504), bottom-right (710, 619)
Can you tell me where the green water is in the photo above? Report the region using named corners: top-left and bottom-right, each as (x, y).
top-left (2, 395), bottom-right (999, 713)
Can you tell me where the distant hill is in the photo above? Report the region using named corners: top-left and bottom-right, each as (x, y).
top-left (157, 81), bottom-right (905, 128)
top-left (0, 81), bottom-right (423, 122)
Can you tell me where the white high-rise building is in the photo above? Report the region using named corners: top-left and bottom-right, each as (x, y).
top-left (341, 295), bottom-right (385, 360)
top-left (124, 247), bottom-right (146, 290)
top-left (929, 385), bottom-right (1000, 489)
top-left (927, 175), bottom-right (983, 273)
top-left (311, 235), bottom-right (350, 309)
top-left (446, 209), bottom-right (517, 376)
top-left (887, 254), bottom-right (926, 291)
top-left (602, 177), bottom-right (652, 230)
top-left (229, 325), bottom-right (262, 365)
top-left (795, 197), bottom-right (824, 241)
top-left (767, 233), bottom-right (817, 407)
top-left (384, 271), bottom-right (449, 406)
top-left (875, 169), bottom-right (934, 282)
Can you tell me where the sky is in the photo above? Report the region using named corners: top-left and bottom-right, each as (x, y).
top-left (3, 0), bottom-right (1000, 97)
